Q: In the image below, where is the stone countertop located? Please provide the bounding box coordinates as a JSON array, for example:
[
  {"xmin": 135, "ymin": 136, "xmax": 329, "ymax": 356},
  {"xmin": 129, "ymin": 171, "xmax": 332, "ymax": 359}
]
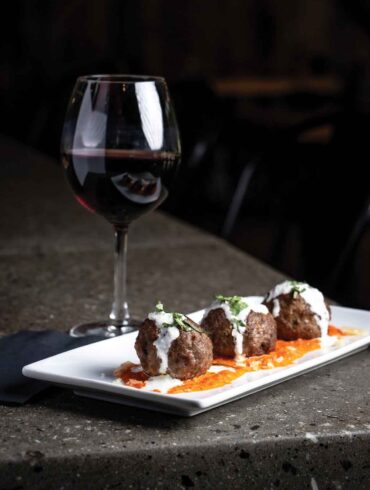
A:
[{"xmin": 0, "ymin": 136, "xmax": 369, "ymax": 489}]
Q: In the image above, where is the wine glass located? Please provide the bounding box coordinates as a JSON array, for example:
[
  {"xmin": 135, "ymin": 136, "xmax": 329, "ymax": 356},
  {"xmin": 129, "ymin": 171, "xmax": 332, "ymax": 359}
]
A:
[{"xmin": 61, "ymin": 75, "xmax": 181, "ymax": 337}]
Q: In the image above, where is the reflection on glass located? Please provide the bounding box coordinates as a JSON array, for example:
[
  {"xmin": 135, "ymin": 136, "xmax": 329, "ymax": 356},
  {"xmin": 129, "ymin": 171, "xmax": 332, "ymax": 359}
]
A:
[
  {"xmin": 135, "ymin": 82, "xmax": 164, "ymax": 150},
  {"xmin": 111, "ymin": 172, "xmax": 163, "ymax": 204}
]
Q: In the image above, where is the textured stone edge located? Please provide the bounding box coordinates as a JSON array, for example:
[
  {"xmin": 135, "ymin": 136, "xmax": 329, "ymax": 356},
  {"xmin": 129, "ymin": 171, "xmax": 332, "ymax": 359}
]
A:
[{"xmin": 2, "ymin": 433, "xmax": 369, "ymax": 489}]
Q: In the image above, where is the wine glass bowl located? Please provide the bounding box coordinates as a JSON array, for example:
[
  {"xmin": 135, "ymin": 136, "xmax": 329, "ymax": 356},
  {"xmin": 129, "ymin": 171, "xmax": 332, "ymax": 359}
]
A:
[{"xmin": 61, "ymin": 75, "xmax": 181, "ymax": 337}]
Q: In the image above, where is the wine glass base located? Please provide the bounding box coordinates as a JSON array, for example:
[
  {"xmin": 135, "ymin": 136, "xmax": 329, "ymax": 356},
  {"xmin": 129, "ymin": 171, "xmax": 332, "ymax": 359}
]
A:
[{"xmin": 69, "ymin": 320, "xmax": 140, "ymax": 338}]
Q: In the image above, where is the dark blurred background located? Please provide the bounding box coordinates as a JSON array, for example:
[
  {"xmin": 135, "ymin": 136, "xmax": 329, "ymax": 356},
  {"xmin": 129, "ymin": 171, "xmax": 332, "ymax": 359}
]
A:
[{"xmin": 1, "ymin": 0, "xmax": 370, "ymax": 307}]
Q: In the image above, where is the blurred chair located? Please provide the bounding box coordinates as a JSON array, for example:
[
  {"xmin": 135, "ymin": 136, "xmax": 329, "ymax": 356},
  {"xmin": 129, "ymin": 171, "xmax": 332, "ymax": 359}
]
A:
[
  {"xmin": 222, "ymin": 112, "xmax": 338, "ymax": 241},
  {"xmin": 221, "ymin": 106, "xmax": 370, "ymax": 304},
  {"xmin": 326, "ymin": 194, "xmax": 370, "ymax": 294},
  {"xmin": 164, "ymin": 79, "xmax": 230, "ymax": 221}
]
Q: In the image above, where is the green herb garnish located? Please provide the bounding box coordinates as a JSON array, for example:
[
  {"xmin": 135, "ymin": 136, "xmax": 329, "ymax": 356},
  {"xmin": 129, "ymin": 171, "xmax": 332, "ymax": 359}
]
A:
[
  {"xmin": 215, "ymin": 295, "xmax": 248, "ymax": 316},
  {"xmin": 155, "ymin": 301, "xmax": 164, "ymax": 312},
  {"xmin": 156, "ymin": 302, "xmax": 203, "ymax": 333},
  {"xmin": 289, "ymin": 281, "xmax": 307, "ymax": 298},
  {"xmin": 215, "ymin": 295, "xmax": 248, "ymax": 332},
  {"xmin": 172, "ymin": 312, "xmax": 203, "ymax": 333}
]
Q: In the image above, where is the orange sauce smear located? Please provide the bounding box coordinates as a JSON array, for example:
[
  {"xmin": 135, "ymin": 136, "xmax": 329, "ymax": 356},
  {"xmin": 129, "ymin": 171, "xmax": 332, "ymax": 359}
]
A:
[
  {"xmin": 115, "ymin": 325, "xmax": 352, "ymax": 394},
  {"xmin": 328, "ymin": 325, "xmax": 350, "ymax": 337}
]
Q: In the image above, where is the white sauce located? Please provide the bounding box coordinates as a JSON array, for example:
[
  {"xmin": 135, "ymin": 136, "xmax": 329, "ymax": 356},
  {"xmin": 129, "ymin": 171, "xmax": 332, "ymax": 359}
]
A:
[
  {"xmin": 272, "ymin": 298, "xmax": 280, "ymax": 317},
  {"xmin": 153, "ymin": 326, "xmax": 180, "ymax": 374},
  {"xmin": 231, "ymin": 323, "xmax": 246, "ymax": 357},
  {"xmin": 265, "ymin": 280, "xmax": 299, "ymax": 300},
  {"xmin": 148, "ymin": 310, "xmax": 174, "ymax": 328},
  {"xmin": 131, "ymin": 366, "xmax": 143, "ymax": 373},
  {"xmin": 148, "ymin": 310, "xmax": 181, "ymax": 374},
  {"xmin": 113, "ymin": 374, "xmax": 183, "ymax": 393},
  {"xmin": 203, "ymin": 297, "xmax": 269, "ymax": 357},
  {"xmin": 320, "ymin": 334, "xmax": 337, "ymax": 349},
  {"xmin": 208, "ymin": 365, "xmax": 236, "ymax": 373},
  {"xmin": 142, "ymin": 365, "xmax": 236, "ymax": 393},
  {"xmin": 266, "ymin": 280, "xmax": 330, "ymax": 337},
  {"xmin": 142, "ymin": 374, "xmax": 183, "ymax": 392}
]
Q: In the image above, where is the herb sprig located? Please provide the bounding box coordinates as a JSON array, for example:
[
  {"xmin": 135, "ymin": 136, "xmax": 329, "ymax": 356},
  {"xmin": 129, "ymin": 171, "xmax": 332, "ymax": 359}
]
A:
[
  {"xmin": 289, "ymin": 281, "xmax": 307, "ymax": 299},
  {"xmin": 155, "ymin": 301, "xmax": 164, "ymax": 312},
  {"xmin": 215, "ymin": 295, "xmax": 248, "ymax": 316},
  {"xmin": 215, "ymin": 295, "xmax": 248, "ymax": 333},
  {"xmin": 155, "ymin": 302, "xmax": 203, "ymax": 333}
]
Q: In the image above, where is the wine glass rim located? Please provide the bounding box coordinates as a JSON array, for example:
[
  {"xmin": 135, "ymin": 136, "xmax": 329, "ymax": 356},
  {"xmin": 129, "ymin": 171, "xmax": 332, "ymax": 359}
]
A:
[{"xmin": 77, "ymin": 74, "xmax": 166, "ymax": 84}]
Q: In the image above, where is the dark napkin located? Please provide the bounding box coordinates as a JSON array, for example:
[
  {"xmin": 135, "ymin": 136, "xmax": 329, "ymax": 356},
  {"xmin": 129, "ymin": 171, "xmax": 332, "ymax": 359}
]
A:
[{"xmin": 0, "ymin": 330, "xmax": 105, "ymax": 404}]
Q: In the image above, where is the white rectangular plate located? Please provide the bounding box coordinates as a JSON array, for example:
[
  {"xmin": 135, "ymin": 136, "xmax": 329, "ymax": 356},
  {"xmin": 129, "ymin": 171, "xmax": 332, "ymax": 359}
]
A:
[{"xmin": 23, "ymin": 302, "xmax": 370, "ymax": 416}]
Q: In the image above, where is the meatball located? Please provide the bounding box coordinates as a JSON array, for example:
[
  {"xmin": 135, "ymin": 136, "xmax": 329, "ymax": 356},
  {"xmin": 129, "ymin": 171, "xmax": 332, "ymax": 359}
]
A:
[
  {"xmin": 135, "ymin": 318, "xmax": 213, "ymax": 380},
  {"xmin": 245, "ymin": 311, "xmax": 277, "ymax": 356},
  {"xmin": 263, "ymin": 281, "xmax": 331, "ymax": 340},
  {"xmin": 201, "ymin": 308, "xmax": 276, "ymax": 358}
]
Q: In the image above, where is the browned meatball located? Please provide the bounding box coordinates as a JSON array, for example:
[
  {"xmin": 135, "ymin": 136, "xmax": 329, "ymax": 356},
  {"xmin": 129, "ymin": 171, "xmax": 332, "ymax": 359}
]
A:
[
  {"xmin": 201, "ymin": 308, "xmax": 276, "ymax": 358},
  {"xmin": 264, "ymin": 294, "xmax": 331, "ymax": 340},
  {"xmin": 201, "ymin": 309, "xmax": 235, "ymax": 357},
  {"xmin": 245, "ymin": 311, "xmax": 277, "ymax": 356},
  {"xmin": 167, "ymin": 329, "xmax": 213, "ymax": 380},
  {"xmin": 134, "ymin": 319, "xmax": 213, "ymax": 380},
  {"xmin": 134, "ymin": 319, "xmax": 161, "ymax": 376}
]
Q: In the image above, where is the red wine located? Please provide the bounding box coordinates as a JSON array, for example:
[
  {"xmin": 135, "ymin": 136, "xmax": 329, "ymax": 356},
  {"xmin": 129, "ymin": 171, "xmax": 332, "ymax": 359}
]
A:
[{"xmin": 62, "ymin": 149, "xmax": 180, "ymax": 226}]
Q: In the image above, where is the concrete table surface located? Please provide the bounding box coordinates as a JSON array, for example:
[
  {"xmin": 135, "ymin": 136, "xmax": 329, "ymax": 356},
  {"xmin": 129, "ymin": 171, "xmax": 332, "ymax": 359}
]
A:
[{"xmin": 0, "ymin": 136, "xmax": 369, "ymax": 489}]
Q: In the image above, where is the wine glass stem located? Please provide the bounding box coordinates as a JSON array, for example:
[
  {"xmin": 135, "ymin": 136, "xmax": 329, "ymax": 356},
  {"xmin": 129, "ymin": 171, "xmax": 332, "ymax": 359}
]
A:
[{"xmin": 109, "ymin": 225, "xmax": 130, "ymax": 326}]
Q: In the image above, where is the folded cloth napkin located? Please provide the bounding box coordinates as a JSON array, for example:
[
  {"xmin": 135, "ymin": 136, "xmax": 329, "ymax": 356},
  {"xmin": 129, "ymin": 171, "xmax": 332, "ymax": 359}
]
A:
[{"xmin": 0, "ymin": 330, "xmax": 105, "ymax": 404}]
